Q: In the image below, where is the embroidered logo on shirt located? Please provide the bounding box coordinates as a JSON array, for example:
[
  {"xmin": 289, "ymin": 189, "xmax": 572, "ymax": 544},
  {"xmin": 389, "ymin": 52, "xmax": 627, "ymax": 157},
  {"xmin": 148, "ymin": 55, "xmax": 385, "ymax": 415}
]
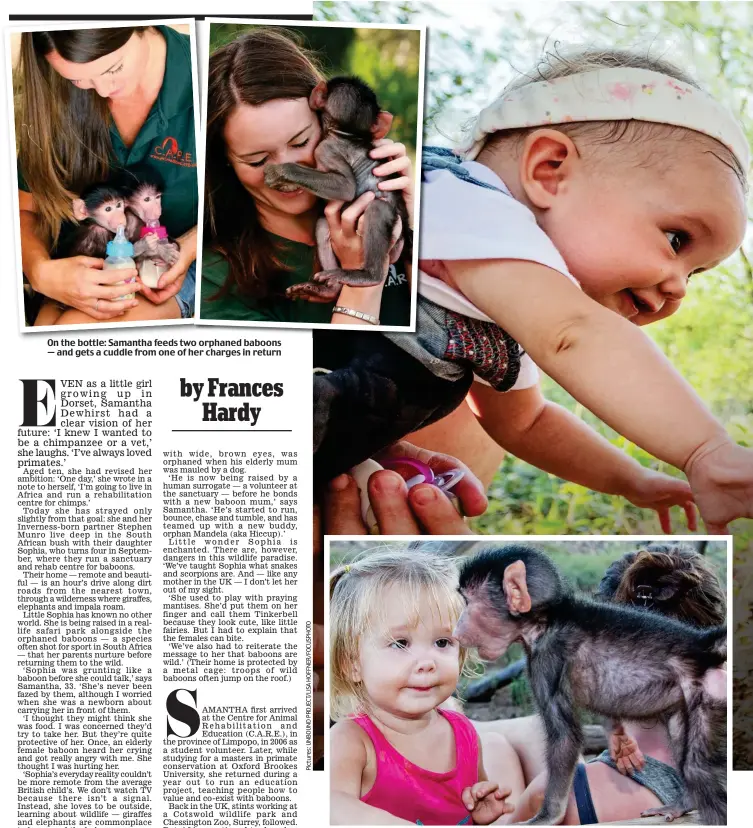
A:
[
  {"xmin": 151, "ymin": 136, "xmax": 196, "ymax": 167},
  {"xmin": 386, "ymin": 264, "xmax": 407, "ymax": 287}
]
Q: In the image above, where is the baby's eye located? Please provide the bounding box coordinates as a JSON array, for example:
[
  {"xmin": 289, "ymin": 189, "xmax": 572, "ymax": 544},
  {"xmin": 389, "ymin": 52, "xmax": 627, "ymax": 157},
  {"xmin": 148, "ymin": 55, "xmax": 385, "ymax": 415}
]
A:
[
  {"xmin": 665, "ymin": 230, "xmax": 690, "ymax": 254},
  {"xmin": 389, "ymin": 638, "xmax": 409, "ymax": 650},
  {"xmin": 435, "ymin": 638, "xmax": 453, "ymax": 649}
]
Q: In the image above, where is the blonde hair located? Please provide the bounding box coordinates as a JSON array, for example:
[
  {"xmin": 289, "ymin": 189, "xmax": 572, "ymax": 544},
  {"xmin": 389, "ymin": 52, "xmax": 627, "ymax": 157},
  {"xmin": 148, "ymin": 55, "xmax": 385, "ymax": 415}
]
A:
[{"xmin": 330, "ymin": 547, "xmax": 468, "ymax": 721}]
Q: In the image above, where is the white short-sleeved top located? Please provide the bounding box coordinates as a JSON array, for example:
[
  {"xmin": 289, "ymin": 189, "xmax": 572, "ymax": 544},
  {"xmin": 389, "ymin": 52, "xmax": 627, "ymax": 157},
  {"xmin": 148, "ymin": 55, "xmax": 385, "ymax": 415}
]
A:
[{"xmin": 418, "ymin": 160, "xmax": 580, "ymax": 390}]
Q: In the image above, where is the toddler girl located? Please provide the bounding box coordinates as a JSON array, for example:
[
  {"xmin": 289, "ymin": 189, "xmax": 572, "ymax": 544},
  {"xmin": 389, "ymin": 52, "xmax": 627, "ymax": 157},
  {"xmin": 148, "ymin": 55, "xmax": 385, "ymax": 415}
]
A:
[
  {"xmin": 314, "ymin": 49, "xmax": 753, "ymax": 533},
  {"xmin": 330, "ymin": 548, "xmax": 514, "ymax": 825}
]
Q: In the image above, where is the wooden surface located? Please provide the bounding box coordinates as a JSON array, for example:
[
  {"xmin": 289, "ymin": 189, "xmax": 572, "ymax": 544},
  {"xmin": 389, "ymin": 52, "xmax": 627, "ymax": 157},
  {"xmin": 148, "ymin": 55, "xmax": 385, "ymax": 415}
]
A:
[
  {"xmin": 601, "ymin": 813, "xmax": 699, "ymax": 825},
  {"xmin": 582, "ymin": 723, "xmax": 608, "ymax": 754}
]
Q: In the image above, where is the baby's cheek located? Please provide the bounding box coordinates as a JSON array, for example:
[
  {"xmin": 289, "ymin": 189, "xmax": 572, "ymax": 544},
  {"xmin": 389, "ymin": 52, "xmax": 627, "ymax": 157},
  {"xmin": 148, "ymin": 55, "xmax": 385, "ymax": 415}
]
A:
[{"xmin": 443, "ymin": 652, "xmax": 461, "ymax": 679}]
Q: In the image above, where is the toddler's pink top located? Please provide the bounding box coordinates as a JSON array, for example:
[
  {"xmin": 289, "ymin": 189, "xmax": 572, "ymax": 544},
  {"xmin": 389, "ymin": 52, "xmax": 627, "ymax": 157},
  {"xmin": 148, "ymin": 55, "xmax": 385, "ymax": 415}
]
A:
[{"xmin": 352, "ymin": 708, "xmax": 478, "ymax": 825}]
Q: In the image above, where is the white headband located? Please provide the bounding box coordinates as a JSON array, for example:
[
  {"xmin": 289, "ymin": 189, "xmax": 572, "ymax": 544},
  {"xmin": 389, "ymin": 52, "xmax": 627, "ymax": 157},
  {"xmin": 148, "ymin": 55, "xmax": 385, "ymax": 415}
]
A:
[{"xmin": 461, "ymin": 67, "xmax": 750, "ymax": 172}]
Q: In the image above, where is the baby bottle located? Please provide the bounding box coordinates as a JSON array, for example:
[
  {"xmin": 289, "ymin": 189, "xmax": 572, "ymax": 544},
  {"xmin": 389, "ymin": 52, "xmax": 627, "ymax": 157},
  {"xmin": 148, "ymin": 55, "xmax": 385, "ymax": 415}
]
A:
[
  {"xmin": 104, "ymin": 225, "xmax": 136, "ymax": 300},
  {"xmin": 138, "ymin": 220, "xmax": 169, "ymax": 288}
]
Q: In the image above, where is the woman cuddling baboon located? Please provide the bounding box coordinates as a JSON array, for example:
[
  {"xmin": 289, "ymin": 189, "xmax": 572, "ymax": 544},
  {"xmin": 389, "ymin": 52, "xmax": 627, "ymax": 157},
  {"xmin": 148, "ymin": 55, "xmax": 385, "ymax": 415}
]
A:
[{"xmin": 200, "ymin": 27, "xmax": 413, "ymax": 326}]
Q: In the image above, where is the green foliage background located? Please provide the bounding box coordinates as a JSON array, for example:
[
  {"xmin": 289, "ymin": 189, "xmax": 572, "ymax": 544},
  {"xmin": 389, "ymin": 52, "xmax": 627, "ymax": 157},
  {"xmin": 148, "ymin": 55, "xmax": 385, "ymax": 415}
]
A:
[
  {"xmin": 317, "ymin": 1, "xmax": 753, "ymax": 763},
  {"xmin": 209, "ymin": 23, "xmax": 420, "ymax": 157}
]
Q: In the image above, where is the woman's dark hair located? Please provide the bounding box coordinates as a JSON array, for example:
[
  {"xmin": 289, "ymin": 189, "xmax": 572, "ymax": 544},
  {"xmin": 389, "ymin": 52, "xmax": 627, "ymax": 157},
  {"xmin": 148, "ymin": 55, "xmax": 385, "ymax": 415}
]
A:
[
  {"xmin": 17, "ymin": 27, "xmax": 146, "ymax": 243},
  {"xmin": 597, "ymin": 543, "xmax": 725, "ymax": 627},
  {"xmin": 204, "ymin": 28, "xmax": 324, "ymax": 302}
]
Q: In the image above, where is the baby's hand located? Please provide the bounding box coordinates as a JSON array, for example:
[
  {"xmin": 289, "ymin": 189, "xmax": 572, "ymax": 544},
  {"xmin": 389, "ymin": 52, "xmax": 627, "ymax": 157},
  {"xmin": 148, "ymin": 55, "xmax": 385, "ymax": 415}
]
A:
[
  {"xmin": 461, "ymin": 781, "xmax": 513, "ymax": 825},
  {"xmin": 685, "ymin": 439, "xmax": 753, "ymax": 533},
  {"xmin": 622, "ymin": 468, "xmax": 697, "ymax": 533}
]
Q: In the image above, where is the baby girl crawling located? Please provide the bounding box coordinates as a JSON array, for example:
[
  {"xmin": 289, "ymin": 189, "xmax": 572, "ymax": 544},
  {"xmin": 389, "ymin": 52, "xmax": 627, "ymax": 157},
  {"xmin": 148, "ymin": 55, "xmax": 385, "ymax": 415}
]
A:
[{"xmin": 314, "ymin": 49, "xmax": 753, "ymax": 533}]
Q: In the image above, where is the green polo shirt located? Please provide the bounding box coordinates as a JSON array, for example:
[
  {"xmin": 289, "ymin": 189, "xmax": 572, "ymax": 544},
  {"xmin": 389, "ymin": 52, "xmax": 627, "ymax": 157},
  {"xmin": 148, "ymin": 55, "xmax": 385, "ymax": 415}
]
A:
[
  {"xmin": 19, "ymin": 25, "xmax": 197, "ymax": 246},
  {"xmin": 200, "ymin": 237, "xmax": 412, "ymax": 326}
]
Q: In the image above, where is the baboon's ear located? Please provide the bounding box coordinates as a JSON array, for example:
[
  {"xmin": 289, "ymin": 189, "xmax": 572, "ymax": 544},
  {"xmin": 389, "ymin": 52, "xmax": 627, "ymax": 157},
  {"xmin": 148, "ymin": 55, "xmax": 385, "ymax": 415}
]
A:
[
  {"xmin": 656, "ymin": 585, "xmax": 679, "ymax": 602},
  {"xmin": 72, "ymin": 199, "xmax": 89, "ymax": 221},
  {"xmin": 371, "ymin": 111, "xmax": 393, "ymax": 140},
  {"xmin": 503, "ymin": 560, "xmax": 532, "ymax": 616},
  {"xmin": 310, "ymin": 81, "xmax": 328, "ymax": 111}
]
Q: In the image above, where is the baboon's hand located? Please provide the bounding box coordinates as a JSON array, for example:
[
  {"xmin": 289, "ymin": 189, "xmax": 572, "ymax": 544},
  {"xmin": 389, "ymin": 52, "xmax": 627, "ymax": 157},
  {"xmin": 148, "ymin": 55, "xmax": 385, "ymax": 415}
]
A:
[
  {"xmin": 286, "ymin": 281, "xmax": 340, "ymax": 303},
  {"xmin": 160, "ymin": 241, "xmax": 181, "ymax": 267}
]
